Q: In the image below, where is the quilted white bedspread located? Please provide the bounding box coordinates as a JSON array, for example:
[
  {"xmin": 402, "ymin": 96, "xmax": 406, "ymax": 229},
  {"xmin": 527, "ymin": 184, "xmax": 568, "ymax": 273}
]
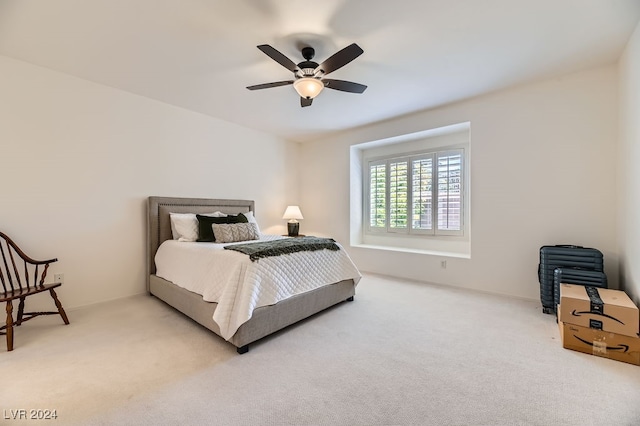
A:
[{"xmin": 154, "ymin": 235, "xmax": 361, "ymax": 340}]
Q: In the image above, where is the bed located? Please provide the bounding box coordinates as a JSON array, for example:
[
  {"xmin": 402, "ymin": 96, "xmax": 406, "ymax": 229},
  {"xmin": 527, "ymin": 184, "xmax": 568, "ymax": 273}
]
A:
[{"xmin": 147, "ymin": 196, "xmax": 360, "ymax": 354}]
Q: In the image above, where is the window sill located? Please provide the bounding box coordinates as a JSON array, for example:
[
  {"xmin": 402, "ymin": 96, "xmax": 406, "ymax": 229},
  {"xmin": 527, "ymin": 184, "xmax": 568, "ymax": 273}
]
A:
[{"xmin": 351, "ymin": 243, "xmax": 470, "ymax": 259}]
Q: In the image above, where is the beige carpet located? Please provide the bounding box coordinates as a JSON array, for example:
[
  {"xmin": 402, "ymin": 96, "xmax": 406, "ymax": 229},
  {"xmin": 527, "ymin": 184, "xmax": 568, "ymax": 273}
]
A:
[{"xmin": 2, "ymin": 273, "xmax": 640, "ymax": 425}]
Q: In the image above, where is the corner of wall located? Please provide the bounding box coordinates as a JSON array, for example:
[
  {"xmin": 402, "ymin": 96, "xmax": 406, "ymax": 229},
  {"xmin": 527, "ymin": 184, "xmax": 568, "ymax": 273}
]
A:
[{"xmin": 617, "ymin": 18, "xmax": 640, "ymax": 303}]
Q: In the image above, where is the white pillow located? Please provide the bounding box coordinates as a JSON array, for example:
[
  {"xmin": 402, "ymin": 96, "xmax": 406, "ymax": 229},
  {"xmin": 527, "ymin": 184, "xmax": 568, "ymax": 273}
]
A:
[
  {"xmin": 169, "ymin": 212, "xmax": 226, "ymax": 241},
  {"xmin": 243, "ymin": 211, "xmax": 261, "ymax": 234},
  {"xmin": 212, "ymin": 222, "xmax": 260, "ymax": 243}
]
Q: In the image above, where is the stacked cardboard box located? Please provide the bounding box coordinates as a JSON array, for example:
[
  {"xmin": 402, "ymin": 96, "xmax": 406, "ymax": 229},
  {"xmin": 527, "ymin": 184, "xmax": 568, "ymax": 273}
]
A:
[{"xmin": 558, "ymin": 283, "xmax": 640, "ymax": 366}]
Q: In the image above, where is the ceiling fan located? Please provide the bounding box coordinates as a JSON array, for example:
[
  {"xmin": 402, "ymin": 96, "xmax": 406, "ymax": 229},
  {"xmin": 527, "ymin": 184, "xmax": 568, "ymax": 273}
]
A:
[{"xmin": 247, "ymin": 43, "xmax": 367, "ymax": 107}]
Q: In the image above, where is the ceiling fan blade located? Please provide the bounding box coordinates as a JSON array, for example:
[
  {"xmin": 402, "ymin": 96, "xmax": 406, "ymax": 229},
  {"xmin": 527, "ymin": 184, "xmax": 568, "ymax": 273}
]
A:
[
  {"xmin": 317, "ymin": 43, "xmax": 364, "ymax": 75},
  {"xmin": 257, "ymin": 45, "xmax": 300, "ymax": 73},
  {"xmin": 246, "ymin": 81, "xmax": 294, "ymax": 90},
  {"xmin": 300, "ymin": 97, "xmax": 313, "ymax": 107},
  {"xmin": 323, "ymin": 79, "xmax": 367, "ymax": 94}
]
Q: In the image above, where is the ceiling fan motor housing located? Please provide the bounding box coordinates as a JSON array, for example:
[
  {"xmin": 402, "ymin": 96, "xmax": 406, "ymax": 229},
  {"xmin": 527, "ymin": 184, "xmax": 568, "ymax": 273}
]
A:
[
  {"xmin": 298, "ymin": 46, "xmax": 321, "ymax": 77},
  {"xmin": 297, "ymin": 62, "xmax": 320, "ymax": 76}
]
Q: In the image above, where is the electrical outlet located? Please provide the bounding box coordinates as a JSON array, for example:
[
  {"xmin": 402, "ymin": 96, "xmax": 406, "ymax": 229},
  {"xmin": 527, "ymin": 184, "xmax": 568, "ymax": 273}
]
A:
[
  {"xmin": 440, "ymin": 260, "xmax": 447, "ymax": 269},
  {"xmin": 54, "ymin": 273, "xmax": 64, "ymax": 284}
]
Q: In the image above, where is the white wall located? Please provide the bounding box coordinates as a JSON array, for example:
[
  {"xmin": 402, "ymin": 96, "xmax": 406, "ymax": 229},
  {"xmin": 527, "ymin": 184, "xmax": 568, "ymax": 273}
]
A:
[
  {"xmin": 301, "ymin": 65, "xmax": 619, "ymax": 301},
  {"xmin": 0, "ymin": 55, "xmax": 298, "ymax": 309},
  {"xmin": 1, "ymin": 48, "xmax": 626, "ymax": 310},
  {"xmin": 619, "ymin": 20, "xmax": 640, "ymax": 304}
]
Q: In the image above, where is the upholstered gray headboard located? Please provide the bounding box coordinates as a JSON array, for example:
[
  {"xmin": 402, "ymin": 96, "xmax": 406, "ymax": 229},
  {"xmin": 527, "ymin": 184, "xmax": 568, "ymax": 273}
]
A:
[{"xmin": 146, "ymin": 196, "xmax": 254, "ymax": 289}]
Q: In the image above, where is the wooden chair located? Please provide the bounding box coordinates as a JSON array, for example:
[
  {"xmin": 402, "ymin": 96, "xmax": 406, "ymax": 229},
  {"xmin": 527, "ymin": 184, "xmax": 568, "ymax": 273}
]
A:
[{"xmin": 0, "ymin": 231, "xmax": 69, "ymax": 351}]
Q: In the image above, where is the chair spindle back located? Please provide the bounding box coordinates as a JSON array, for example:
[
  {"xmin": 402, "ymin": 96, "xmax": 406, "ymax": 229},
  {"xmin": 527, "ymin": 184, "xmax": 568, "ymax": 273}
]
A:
[{"xmin": 0, "ymin": 232, "xmax": 56, "ymax": 294}]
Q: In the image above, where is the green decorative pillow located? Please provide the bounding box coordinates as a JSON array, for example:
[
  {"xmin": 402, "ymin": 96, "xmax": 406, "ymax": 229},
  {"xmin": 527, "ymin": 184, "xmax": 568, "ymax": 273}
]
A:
[
  {"xmin": 234, "ymin": 213, "xmax": 249, "ymax": 223},
  {"xmin": 196, "ymin": 213, "xmax": 248, "ymax": 242}
]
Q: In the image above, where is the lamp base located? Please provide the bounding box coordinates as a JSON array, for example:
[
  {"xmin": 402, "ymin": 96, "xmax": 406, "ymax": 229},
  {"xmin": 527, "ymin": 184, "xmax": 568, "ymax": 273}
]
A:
[{"xmin": 287, "ymin": 222, "xmax": 299, "ymax": 237}]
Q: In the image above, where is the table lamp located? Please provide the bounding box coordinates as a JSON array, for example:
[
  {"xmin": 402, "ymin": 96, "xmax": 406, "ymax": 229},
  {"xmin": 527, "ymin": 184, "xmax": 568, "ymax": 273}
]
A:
[{"xmin": 283, "ymin": 205, "xmax": 303, "ymax": 236}]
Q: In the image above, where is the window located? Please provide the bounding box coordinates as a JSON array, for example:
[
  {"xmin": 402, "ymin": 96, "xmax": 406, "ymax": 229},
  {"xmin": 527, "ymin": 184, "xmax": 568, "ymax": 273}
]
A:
[
  {"xmin": 366, "ymin": 148, "xmax": 464, "ymax": 236},
  {"xmin": 350, "ymin": 122, "xmax": 470, "ymax": 256}
]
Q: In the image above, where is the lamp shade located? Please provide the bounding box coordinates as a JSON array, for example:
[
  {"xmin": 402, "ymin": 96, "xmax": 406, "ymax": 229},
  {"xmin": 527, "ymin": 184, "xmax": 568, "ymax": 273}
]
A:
[
  {"xmin": 293, "ymin": 77, "xmax": 324, "ymax": 99},
  {"xmin": 282, "ymin": 205, "xmax": 304, "ymax": 221}
]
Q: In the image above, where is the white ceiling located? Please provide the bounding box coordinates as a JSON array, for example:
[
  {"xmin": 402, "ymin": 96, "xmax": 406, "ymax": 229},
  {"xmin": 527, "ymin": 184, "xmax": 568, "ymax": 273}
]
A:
[{"xmin": 1, "ymin": 0, "xmax": 639, "ymax": 143}]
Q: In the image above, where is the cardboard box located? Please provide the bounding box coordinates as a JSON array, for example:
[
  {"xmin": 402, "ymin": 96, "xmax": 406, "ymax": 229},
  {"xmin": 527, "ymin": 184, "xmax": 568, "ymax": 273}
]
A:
[
  {"xmin": 558, "ymin": 284, "xmax": 639, "ymax": 337},
  {"xmin": 559, "ymin": 321, "xmax": 640, "ymax": 366}
]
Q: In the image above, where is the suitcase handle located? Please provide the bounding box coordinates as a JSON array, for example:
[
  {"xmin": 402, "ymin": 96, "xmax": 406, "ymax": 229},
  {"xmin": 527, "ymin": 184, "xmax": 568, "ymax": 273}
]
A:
[{"xmin": 538, "ymin": 264, "xmax": 541, "ymax": 281}]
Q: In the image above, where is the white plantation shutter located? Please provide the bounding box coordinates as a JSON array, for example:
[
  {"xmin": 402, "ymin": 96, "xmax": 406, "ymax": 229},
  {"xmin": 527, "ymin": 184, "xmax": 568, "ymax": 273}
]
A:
[
  {"xmin": 366, "ymin": 148, "xmax": 464, "ymax": 236},
  {"xmin": 436, "ymin": 150, "xmax": 463, "ymax": 235},
  {"xmin": 369, "ymin": 162, "xmax": 386, "ymax": 228},
  {"xmin": 389, "ymin": 160, "xmax": 408, "ymax": 230},
  {"xmin": 411, "ymin": 156, "xmax": 433, "ymax": 231}
]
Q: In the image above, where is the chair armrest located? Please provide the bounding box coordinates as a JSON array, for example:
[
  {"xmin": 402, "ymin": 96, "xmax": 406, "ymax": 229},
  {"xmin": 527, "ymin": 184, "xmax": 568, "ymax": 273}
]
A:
[{"xmin": 0, "ymin": 232, "xmax": 57, "ymax": 265}]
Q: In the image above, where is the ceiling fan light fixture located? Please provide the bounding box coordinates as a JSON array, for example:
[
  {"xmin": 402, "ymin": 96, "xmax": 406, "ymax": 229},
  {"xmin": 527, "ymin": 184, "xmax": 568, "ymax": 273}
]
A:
[{"xmin": 293, "ymin": 77, "xmax": 324, "ymax": 99}]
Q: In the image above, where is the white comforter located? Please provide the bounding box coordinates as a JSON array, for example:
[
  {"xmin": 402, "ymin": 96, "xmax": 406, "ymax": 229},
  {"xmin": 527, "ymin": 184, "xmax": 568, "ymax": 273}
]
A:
[{"xmin": 154, "ymin": 235, "xmax": 362, "ymax": 340}]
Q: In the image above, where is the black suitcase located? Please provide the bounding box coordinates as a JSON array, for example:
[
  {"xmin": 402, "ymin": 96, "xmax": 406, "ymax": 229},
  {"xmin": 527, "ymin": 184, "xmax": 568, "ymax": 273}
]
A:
[
  {"xmin": 538, "ymin": 245, "xmax": 604, "ymax": 314},
  {"xmin": 553, "ymin": 267, "xmax": 608, "ymax": 313}
]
